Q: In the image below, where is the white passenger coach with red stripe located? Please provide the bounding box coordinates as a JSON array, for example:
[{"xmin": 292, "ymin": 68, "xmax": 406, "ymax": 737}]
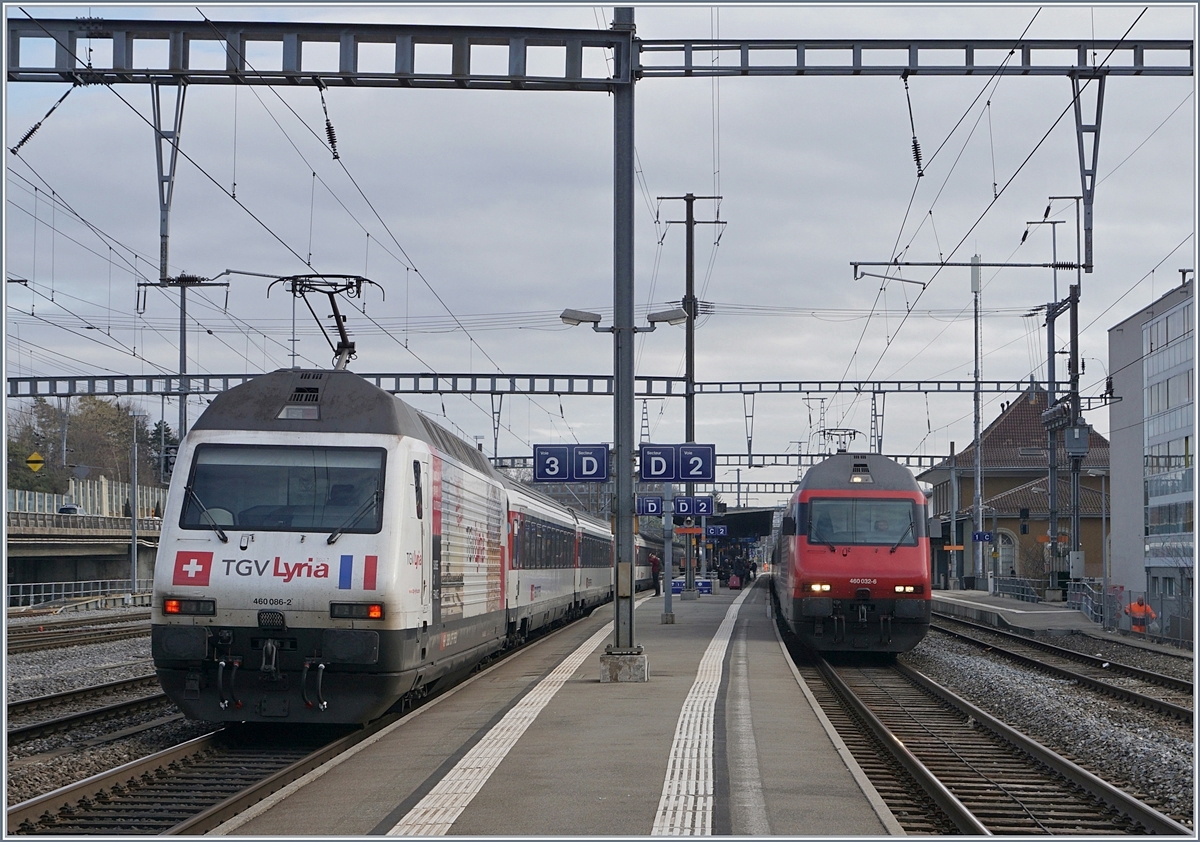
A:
[{"xmin": 151, "ymin": 369, "xmax": 648, "ymax": 724}]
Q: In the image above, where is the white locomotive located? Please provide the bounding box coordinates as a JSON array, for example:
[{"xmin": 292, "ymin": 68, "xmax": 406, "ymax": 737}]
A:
[{"xmin": 151, "ymin": 369, "xmax": 648, "ymax": 724}]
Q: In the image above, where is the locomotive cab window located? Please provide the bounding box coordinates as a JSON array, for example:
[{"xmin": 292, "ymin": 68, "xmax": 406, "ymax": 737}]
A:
[
  {"xmin": 808, "ymin": 498, "xmax": 922, "ymax": 547},
  {"xmin": 181, "ymin": 444, "xmax": 386, "ymax": 534}
]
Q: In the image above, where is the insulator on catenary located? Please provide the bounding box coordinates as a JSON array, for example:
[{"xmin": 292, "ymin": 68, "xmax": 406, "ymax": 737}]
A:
[
  {"xmin": 325, "ymin": 120, "xmax": 340, "ymax": 160},
  {"xmin": 911, "ymin": 137, "xmax": 924, "ymax": 177},
  {"xmin": 10, "ymin": 122, "xmax": 41, "ymax": 155}
]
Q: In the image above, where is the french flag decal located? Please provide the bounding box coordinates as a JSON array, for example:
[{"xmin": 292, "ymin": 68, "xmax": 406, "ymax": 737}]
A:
[{"xmin": 337, "ymin": 555, "xmax": 378, "ymax": 590}]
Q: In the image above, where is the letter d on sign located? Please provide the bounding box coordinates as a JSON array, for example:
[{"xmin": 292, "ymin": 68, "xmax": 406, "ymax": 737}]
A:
[
  {"xmin": 651, "ymin": 456, "xmax": 666, "ymax": 475},
  {"xmin": 581, "ymin": 456, "xmax": 598, "ymax": 476}
]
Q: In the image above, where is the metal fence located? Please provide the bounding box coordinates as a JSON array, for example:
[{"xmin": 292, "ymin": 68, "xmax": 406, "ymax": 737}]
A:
[
  {"xmin": 7, "ymin": 578, "xmax": 154, "ymax": 608},
  {"xmin": 8, "ymin": 478, "xmax": 167, "ymax": 518},
  {"xmin": 993, "ymin": 576, "xmax": 1042, "ymax": 603}
]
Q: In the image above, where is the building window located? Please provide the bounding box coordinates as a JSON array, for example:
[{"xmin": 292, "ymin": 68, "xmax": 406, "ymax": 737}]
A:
[
  {"xmin": 1166, "ymin": 576, "xmax": 1176, "ymax": 597},
  {"xmin": 997, "ymin": 529, "xmax": 1017, "ymax": 577},
  {"xmin": 1151, "ymin": 576, "xmax": 1160, "ymax": 594}
]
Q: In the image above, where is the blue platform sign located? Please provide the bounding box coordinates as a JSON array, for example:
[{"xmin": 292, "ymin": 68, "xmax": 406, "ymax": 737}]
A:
[
  {"xmin": 706, "ymin": 525, "xmax": 728, "ymax": 537},
  {"xmin": 678, "ymin": 445, "xmax": 716, "ymax": 482},
  {"xmin": 572, "ymin": 446, "xmax": 609, "ymax": 482},
  {"xmin": 638, "ymin": 445, "xmax": 677, "ymax": 482},
  {"xmin": 533, "ymin": 445, "xmax": 570, "ymax": 481},
  {"xmin": 694, "ymin": 495, "xmax": 714, "ymax": 516},
  {"xmin": 637, "ymin": 496, "xmax": 663, "ymax": 516},
  {"xmin": 972, "ymin": 531, "xmax": 994, "ymax": 543},
  {"xmin": 638, "ymin": 443, "xmax": 716, "ymax": 482},
  {"xmin": 674, "ymin": 496, "xmax": 694, "ymax": 516},
  {"xmin": 534, "ymin": 444, "xmax": 610, "ymax": 482}
]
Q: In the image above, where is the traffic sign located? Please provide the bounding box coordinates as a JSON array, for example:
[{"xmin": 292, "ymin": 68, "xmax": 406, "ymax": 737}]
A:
[
  {"xmin": 533, "ymin": 444, "xmax": 610, "ymax": 482},
  {"xmin": 637, "ymin": 496, "xmax": 663, "ymax": 516},
  {"xmin": 638, "ymin": 443, "xmax": 715, "ymax": 482},
  {"xmin": 972, "ymin": 531, "xmax": 994, "ymax": 543},
  {"xmin": 706, "ymin": 525, "xmax": 728, "ymax": 537},
  {"xmin": 26, "ymin": 452, "xmax": 44, "ymax": 473}
]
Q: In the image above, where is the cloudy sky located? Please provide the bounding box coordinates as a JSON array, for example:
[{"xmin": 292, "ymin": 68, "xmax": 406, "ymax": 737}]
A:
[{"xmin": 5, "ymin": 3, "xmax": 1196, "ymax": 504}]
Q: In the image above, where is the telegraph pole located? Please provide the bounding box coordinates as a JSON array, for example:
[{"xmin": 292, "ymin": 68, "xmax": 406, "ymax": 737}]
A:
[{"xmin": 658, "ymin": 193, "xmax": 723, "ymax": 597}]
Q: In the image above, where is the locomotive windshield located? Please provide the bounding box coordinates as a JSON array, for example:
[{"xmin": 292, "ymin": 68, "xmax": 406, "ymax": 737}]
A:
[
  {"xmin": 180, "ymin": 444, "xmax": 386, "ymax": 534},
  {"xmin": 807, "ymin": 498, "xmax": 921, "ymax": 547}
]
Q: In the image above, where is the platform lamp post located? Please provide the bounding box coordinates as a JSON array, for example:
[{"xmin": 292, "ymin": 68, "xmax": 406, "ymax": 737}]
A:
[
  {"xmin": 130, "ymin": 413, "xmax": 149, "ymax": 596},
  {"xmin": 560, "ymin": 305, "xmax": 687, "ymax": 675}
]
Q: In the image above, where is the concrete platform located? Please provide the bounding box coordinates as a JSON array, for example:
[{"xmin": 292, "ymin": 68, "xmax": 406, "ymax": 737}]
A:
[
  {"xmin": 211, "ymin": 579, "xmax": 901, "ymax": 837},
  {"xmin": 933, "ymin": 589, "xmax": 1100, "ymax": 634}
]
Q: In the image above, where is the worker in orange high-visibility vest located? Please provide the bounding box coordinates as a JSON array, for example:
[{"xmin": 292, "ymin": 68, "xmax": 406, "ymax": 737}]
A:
[{"xmin": 1124, "ymin": 596, "xmax": 1157, "ymax": 637}]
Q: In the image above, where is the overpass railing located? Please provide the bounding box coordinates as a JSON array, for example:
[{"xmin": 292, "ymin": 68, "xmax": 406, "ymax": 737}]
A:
[
  {"xmin": 7, "ymin": 511, "xmax": 162, "ymax": 535},
  {"xmin": 7, "ymin": 578, "xmax": 154, "ymax": 608}
]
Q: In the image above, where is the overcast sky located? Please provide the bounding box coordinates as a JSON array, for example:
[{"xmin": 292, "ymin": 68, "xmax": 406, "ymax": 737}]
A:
[{"xmin": 4, "ymin": 3, "xmax": 1196, "ymax": 504}]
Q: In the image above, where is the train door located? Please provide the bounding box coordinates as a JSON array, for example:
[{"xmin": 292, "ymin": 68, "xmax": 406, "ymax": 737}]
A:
[{"xmin": 413, "ymin": 455, "xmax": 434, "ymax": 646}]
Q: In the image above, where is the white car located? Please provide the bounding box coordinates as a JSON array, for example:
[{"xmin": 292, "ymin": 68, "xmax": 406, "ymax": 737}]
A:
[{"xmin": 57, "ymin": 504, "xmax": 89, "ymax": 516}]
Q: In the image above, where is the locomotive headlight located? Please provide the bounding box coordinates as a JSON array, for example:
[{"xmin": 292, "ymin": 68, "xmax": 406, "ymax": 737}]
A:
[
  {"xmin": 808, "ymin": 583, "xmax": 831, "ymax": 592},
  {"xmin": 331, "ymin": 602, "xmax": 385, "ymax": 620},
  {"xmin": 893, "ymin": 585, "xmax": 923, "ymax": 594},
  {"xmin": 163, "ymin": 598, "xmax": 216, "ymax": 615}
]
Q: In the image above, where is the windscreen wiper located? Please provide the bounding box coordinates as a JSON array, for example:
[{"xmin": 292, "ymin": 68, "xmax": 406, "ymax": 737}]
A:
[
  {"xmin": 186, "ymin": 486, "xmax": 229, "ymax": 543},
  {"xmin": 890, "ymin": 521, "xmax": 915, "ymax": 553},
  {"xmin": 327, "ymin": 490, "xmax": 382, "ymax": 545},
  {"xmin": 811, "ymin": 528, "xmax": 836, "ymax": 552}
]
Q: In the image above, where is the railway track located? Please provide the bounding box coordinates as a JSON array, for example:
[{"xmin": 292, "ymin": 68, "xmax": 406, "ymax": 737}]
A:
[
  {"xmin": 8, "ymin": 676, "xmax": 171, "ymax": 745},
  {"xmin": 808, "ymin": 653, "xmax": 1189, "ymax": 834},
  {"xmin": 930, "ymin": 616, "xmax": 1193, "ymax": 723},
  {"xmin": 7, "ymin": 725, "xmax": 369, "ymax": 835},
  {"xmin": 7, "ymin": 622, "xmax": 151, "ymax": 654},
  {"xmin": 8, "ymin": 611, "xmax": 151, "ymax": 632}
]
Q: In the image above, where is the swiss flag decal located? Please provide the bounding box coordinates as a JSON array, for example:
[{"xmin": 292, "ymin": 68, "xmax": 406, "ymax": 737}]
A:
[{"xmin": 173, "ymin": 551, "xmax": 214, "ymax": 586}]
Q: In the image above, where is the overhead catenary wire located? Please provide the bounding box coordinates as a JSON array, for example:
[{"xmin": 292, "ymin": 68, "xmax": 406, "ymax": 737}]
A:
[{"xmin": 837, "ymin": 7, "xmax": 1150, "ymax": 430}]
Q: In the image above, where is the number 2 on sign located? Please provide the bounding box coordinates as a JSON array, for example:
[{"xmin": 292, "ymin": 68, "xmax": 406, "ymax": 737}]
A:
[{"xmin": 687, "ymin": 457, "xmax": 704, "ymax": 475}]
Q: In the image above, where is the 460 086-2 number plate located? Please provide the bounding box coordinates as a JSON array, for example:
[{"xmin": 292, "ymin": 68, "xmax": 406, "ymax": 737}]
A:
[{"xmin": 252, "ymin": 598, "xmax": 293, "ymax": 606}]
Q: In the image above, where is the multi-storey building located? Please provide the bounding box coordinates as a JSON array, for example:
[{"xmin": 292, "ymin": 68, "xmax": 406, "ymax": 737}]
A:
[{"xmin": 1108, "ymin": 279, "xmax": 1193, "ymax": 641}]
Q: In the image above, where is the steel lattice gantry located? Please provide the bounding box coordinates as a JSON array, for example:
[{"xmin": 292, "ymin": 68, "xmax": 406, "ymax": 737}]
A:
[{"xmin": 7, "ymin": 13, "xmax": 1192, "ymax": 660}]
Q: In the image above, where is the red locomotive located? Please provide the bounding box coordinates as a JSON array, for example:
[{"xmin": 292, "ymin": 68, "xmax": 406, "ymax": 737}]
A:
[{"xmin": 774, "ymin": 452, "xmax": 930, "ymax": 653}]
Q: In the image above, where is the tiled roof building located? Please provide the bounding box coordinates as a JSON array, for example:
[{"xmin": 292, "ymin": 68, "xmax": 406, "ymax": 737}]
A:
[{"xmin": 918, "ymin": 383, "xmax": 1109, "ymax": 589}]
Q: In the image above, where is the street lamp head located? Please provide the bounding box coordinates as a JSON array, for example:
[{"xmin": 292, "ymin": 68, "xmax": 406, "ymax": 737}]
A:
[
  {"xmin": 560, "ymin": 308, "xmax": 603, "ymax": 327},
  {"xmin": 647, "ymin": 307, "xmax": 689, "ymax": 326}
]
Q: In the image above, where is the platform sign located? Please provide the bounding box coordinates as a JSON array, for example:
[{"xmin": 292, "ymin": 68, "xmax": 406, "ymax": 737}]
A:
[
  {"xmin": 533, "ymin": 445, "xmax": 570, "ymax": 481},
  {"xmin": 533, "ymin": 444, "xmax": 610, "ymax": 482},
  {"xmin": 678, "ymin": 445, "xmax": 715, "ymax": 482},
  {"xmin": 636, "ymin": 496, "xmax": 663, "ymax": 516},
  {"xmin": 674, "ymin": 496, "xmax": 695, "ymax": 516},
  {"xmin": 638, "ymin": 443, "xmax": 715, "ymax": 482},
  {"xmin": 694, "ymin": 495, "xmax": 714, "ymax": 516},
  {"xmin": 706, "ymin": 525, "xmax": 728, "ymax": 537},
  {"xmin": 572, "ymin": 445, "xmax": 609, "ymax": 482},
  {"xmin": 972, "ymin": 531, "xmax": 994, "ymax": 543},
  {"xmin": 638, "ymin": 445, "xmax": 677, "ymax": 482}
]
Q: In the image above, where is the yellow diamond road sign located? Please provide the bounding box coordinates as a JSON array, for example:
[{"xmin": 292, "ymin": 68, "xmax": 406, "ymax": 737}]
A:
[{"xmin": 26, "ymin": 452, "xmax": 45, "ymax": 472}]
